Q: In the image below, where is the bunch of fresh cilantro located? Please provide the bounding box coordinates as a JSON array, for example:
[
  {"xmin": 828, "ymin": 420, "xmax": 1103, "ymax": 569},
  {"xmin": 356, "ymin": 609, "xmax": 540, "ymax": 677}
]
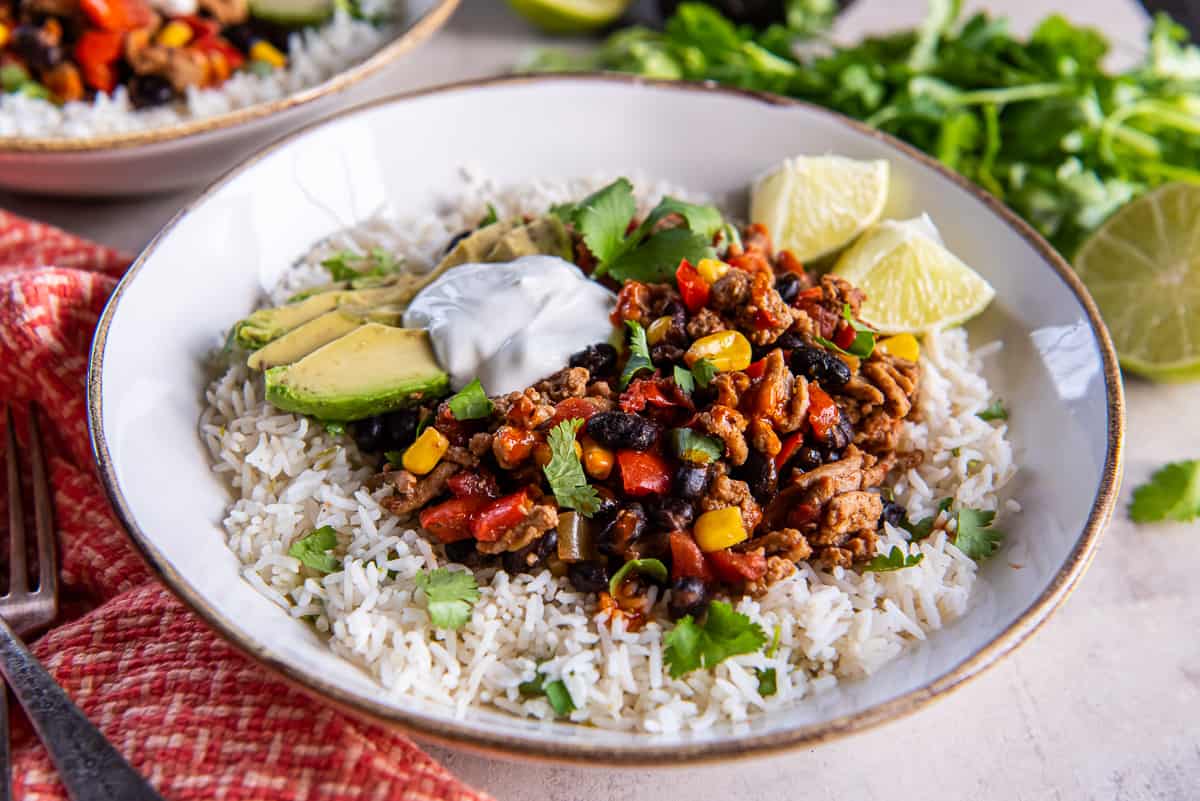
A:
[{"xmin": 523, "ymin": 1, "xmax": 1200, "ymax": 258}]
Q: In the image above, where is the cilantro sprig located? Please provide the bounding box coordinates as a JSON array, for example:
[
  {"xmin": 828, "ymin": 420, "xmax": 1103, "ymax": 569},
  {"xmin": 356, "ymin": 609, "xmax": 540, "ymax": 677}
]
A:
[
  {"xmin": 289, "ymin": 526, "xmax": 341, "ymax": 574},
  {"xmin": 415, "ymin": 568, "xmax": 480, "ymax": 630},
  {"xmin": 978, "ymin": 400, "xmax": 1009, "ymax": 421},
  {"xmin": 863, "ymin": 545, "xmax": 925, "ymax": 572},
  {"xmin": 663, "ymin": 601, "xmax": 766, "ymax": 679},
  {"xmin": 954, "ymin": 508, "xmax": 1005, "ymax": 560},
  {"xmin": 620, "ymin": 320, "xmax": 655, "ymax": 389},
  {"xmin": 1130, "ymin": 460, "xmax": 1200, "ymax": 523},
  {"xmin": 519, "ymin": 672, "xmax": 576, "ymax": 717},
  {"xmin": 447, "ymin": 378, "xmax": 493, "ymax": 421},
  {"xmin": 815, "ymin": 304, "xmax": 876, "ymax": 358},
  {"xmin": 320, "ymin": 248, "xmax": 402, "ymax": 282},
  {"xmin": 543, "ymin": 419, "xmax": 601, "ymax": 516}
]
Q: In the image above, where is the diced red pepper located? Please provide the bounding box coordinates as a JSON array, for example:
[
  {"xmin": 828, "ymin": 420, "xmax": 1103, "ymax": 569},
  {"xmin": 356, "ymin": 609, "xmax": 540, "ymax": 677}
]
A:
[
  {"xmin": 834, "ymin": 322, "xmax": 857, "ymax": 351},
  {"xmin": 774, "ymin": 431, "xmax": 804, "ymax": 470},
  {"xmin": 807, "ymin": 385, "xmax": 839, "ymax": 442},
  {"xmin": 753, "ymin": 307, "xmax": 784, "ymax": 331},
  {"xmin": 181, "ymin": 14, "xmax": 221, "ymax": 38},
  {"xmin": 419, "ymin": 497, "xmax": 487, "ymax": 543},
  {"xmin": 492, "ymin": 425, "xmax": 539, "ymax": 469},
  {"xmin": 675, "ymin": 260, "xmax": 710, "ymax": 314},
  {"xmin": 548, "ymin": 397, "xmax": 601, "ymax": 427},
  {"xmin": 744, "ymin": 357, "xmax": 767, "ymax": 381},
  {"xmin": 706, "ymin": 548, "xmax": 767, "ymax": 583},
  {"xmin": 447, "ymin": 470, "xmax": 500, "ymax": 500},
  {"xmin": 787, "ymin": 503, "xmax": 820, "ymax": 528},
  {"xmin": 669, "ymin": 530, "xmax": 714, "ymax": 583},
  {"xmin": 74, "ymin": 31, "xmax": 123, "ymax": 92},
  {"xmin": 617, "ymin": 450, "xmax": 672, "ymax": 497},
  {"xmin": 796, "ymin": 287, "xmax": 823, "ymax": 302},
  {"xmin": 191, "ymin": 34, "xmax": 246, "ymax": 70},
  {"xmin": 471, "ymin": 488, "xmax": 534, "ymax": 542},
  {"xmin": 619, "ymin": 378, "xmax": 678, "ymax": 414},
  {"xmin": 80, "ymin": 0, "xmax": 154, "ymax": 31},
  {"xmin": 777, "ymin": 250, "xmax": 806, "ymax": 276}
]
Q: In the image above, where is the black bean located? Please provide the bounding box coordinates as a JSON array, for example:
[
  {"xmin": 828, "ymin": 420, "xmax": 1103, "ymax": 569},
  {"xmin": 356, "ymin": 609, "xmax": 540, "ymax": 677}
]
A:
[
  {"xmin": 880, "ymin": 500, "xmax": 907, "ymax": 530},
  {"xmin": 502, "ymin": 530, "xmax": 558, "ymax": 574},
  {"xmin": 659, "ymin": 298, "xmax": 687, "ymax": 320},
  {"xmin": 649, "ymin": 497, "xmax": 695, "ymax": 532},
  {"xmin": 382, "ymin": 409, "xmax": 420, "ymax": 450},
  {"xmin": 585, "ymin": 411, "xmax": 660, "ymax": 451},
  {"xmin": 444, "ymin": 538, "xmax": 487, "ymax": 568},
  {"xmin": 592, "ymin": 486, "xmax": 621, "ymax": 525},
  {"xmin": 822, "ymin": 414, "xmax": 854, "ymax": 451},
  {"xmin": 790, "ymin": 344, "xmax": 852, "ymax": 388},
  {"xmin": 794, "ymin": 446, "xmax": 824, "ymax": 472},
  {"xmin": 569, "ymin": 343, "xmax": 618, "ymax": 378},
  {"xmin": 12, "ymin": 26, "xmax": 61, "ymax": 72},
  {"xmin": 567, "ymin": 561, "xmax": 610, "ymax": 594},
  {"xmin": 127, "ymin": 75, "xmax": 174, "ymax": 109},
  {"xmin": 775, "ymin": 272, "xmax": 802, "ymax": 304},
  {"xmin": 351, "ymin": 416, "xmax": 386, "ymax": 453},
  {"xmin": 674, "ymin": 463, "xmax": 711, "ymax": 499},
  {"xmin": 737, "ymin": 450, "xmax": 778, "ymax": 500},
  {"xmin": 650, "ymin": 343, "xmax": 685, "ymax": 370},
  {"xmin": 222, "ymin": 23, "xmax": 259, "ymax": 52},
  {"xmin": 667, "ymin": 576, "xmax": 709, "ymax": 621},
  {"xmin": 774, "ymin": 331, "xmax": 806, "ymax": 350},
  {"xmin": 597, "ymin": 503, "xmax": 646, "ymax": 558}
]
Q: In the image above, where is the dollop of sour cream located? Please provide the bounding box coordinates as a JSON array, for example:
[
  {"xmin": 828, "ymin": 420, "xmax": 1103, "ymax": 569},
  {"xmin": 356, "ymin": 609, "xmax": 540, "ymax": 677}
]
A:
[
  {"xmin": 149, "ymin": 0, "xmax": 197, "ymax": 15},
  {"xmin": 403, "ymin": 255, "xmax": 616, "ymax": 396}
]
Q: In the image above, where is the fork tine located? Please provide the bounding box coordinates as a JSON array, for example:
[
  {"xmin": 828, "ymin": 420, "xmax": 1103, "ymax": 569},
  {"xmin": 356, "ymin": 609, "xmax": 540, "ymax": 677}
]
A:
[
  {"xmin": 27, "ymin": 405, "xmax": 55, "ymax": 607},
  {"xmin": 4, "ymin": 406, "xmax": 26, "ymax": 598}
]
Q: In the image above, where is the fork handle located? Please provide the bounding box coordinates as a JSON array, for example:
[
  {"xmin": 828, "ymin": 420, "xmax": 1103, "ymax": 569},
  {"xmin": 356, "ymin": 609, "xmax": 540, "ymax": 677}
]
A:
[{"xmin": 0, "ymin": 619, "xmax": 164, "ymax": 801}]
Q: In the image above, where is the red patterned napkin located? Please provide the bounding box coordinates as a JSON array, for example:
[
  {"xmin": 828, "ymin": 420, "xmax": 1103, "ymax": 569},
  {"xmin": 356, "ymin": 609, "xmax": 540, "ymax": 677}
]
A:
[{"xmin": 0, "ymin": 211, "xmax": 489, "ymax": 801}]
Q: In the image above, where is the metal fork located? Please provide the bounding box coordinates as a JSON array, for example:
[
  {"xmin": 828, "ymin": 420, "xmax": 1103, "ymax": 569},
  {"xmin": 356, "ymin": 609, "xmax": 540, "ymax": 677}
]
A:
[{"xmin": 1, "ymin": 404, "xmax": 165, "ymax": 801}]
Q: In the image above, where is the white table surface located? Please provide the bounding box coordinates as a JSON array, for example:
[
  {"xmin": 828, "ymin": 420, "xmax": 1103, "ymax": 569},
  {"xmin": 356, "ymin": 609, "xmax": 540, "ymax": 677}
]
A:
[{"xmin": 13, "ymin": 1, "xmax": 1200, "ymax": 799}]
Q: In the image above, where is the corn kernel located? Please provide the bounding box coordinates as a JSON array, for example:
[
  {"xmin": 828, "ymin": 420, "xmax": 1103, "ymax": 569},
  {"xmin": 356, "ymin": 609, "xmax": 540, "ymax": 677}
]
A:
[
  {"xmin": 535, "ymin": 439, "xmax": 582, "ymax": 467},
  {"xmin": 876, "ymin": 333, "xmax": 921, "ymax": 362},
  {"xmin": 582, "ymin": 437, "xmax": 614, "ymax": 480},
  {"xmin": 685, "ymin": 329, "xmax": 752, "ymax": 372},
  {"xmin": 694, "ymin": 507, "xmax": 748, "ymax": 552},
  {"xmin": 156, "ymin": 20, "xmax": 193, "ymax": 48},
  {"xmin": 250, "ymin": 40, "xmax": 287, "ymax": 68},
  {"xmin": 402, "ymin": 427, "xmax": 449, "ymax": 475},
  {"xmin": 646, "ymin": 315, "xmax": 672, "ymax": 346},
  {"xmin": 696, "ymin": 258, "xmax": 729, "ymax": 285},
  {"xmin": 0, "ymin": 24, "xmax": 10, "ymax": 49}
]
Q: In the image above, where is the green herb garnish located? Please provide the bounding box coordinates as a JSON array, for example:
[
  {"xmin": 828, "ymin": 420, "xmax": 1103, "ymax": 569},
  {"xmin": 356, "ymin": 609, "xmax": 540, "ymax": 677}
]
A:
[
  {"xmin": 480, "ymin": 203, "xmax": 499, "ymax": 227},
  {"xmin": 840, "ymin": 304, "xmax": 876, "ymax": 358},
  {"xmin": 691, "ymin": 358, "xmax": 717, "ymax": 388},
  {"xmin": 289, "ymin": 526, "xmax": 341, "ymax": 574},
  {"xmin": 447, "ymin": 378, "xmax": 493, "ymax": 421},
  {"xmin": 862, "ymin": 545, "xmax": 925, "ymax": 572},
  {"xmin": 384, "ymin": 450, "xmax": 405, "ymax": 467},
  {"xmin": 320, "ymin": 248, "xmax": 401, "ymax": 282},
  {"xmin": 978, "ymin": 400, "xmax": 1009, "ymax": 421},
  {"xmin": 620, "ymin": 320, "xmax": 655, "ymax": 389},
  {"xmin": 519, "ymin": 672, "xmax": 576, "ymax": 716},
  {"xmin": 415, "ymin": 568, "xmax": 480, "ymax": 630},
  {"xmin": 954, "ymin": 508, "xmax": 1005, "ymax": 561},
  {"xmin": 608, "ymin": 558, "xmax": 668, "ymax": 596},
  {"xmin": 756, "ymin": 667, "xmax": 778, "ymax": 697},
  {"xmin": 673, "ymin": 364, "xmax": 696, "ymax": 394},
  {"xmin": 902, "ymin": 497, "xmax": 953, "ymax": 541},
  {"xmin": 669, "ymin": 428, "xmax": 724, "ymax": 464},
  {"xmin": 1130, "ymin": 460, "xmax": 1200, "ymax": 523},
  {"xmin": 663, "ymin": 601, "xmax": 766, "ymax": 679},
  {"xmin": 543, "ymin": 419, "xmax": 601, "ymax": 516}
]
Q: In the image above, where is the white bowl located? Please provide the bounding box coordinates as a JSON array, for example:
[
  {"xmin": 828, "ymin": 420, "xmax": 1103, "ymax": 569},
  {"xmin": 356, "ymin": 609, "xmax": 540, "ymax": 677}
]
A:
[
  {"xmin": 0, "ymin": 0, "xmax": 457, "ymax": 197},
  {"xmin": 88, "ymin": 75, "xmax": 1124, "ymax": 764}
]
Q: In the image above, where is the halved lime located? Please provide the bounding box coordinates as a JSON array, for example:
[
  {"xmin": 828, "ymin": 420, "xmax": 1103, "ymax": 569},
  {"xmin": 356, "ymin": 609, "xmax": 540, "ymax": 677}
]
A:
[
  {"xmin": 750, "ymin": 155, "xmax": 889, "ymax": 263},
  {"xmin": 508, "ymin": 0, "xmax": 629, "ymax": 34},
  {"xmin": 1075, "ymin": 182, "xmax": 1200, "ymax": 382},
  {"xmin": 832, "ymin": 216, "xmax": 996, "ymax": 335}
]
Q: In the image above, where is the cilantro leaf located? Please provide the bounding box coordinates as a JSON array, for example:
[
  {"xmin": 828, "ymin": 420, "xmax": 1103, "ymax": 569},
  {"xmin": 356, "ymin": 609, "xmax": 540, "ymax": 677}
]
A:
[
  {"xmin": 637, "ymin": 196, "xmax": 725, "ymax": 242},
  {"xmin": 384, "ymin": 450, "xmax": 405, "ymax": 467},
  {"xmin": 606, "ymin": 228, "xmax": 714, "ymax": 283},
  {"xmin": 978, "ymin": 400, "xmax": 1008, "ymax": 421},
  {"xmin": 663, "ymin": 601, "xmax": 767, "ymax": 679},
  {"xmin": 608, "ymin": 558, "xmax": 668, "ymax": 596},
  {"xmin": 863, "ymin": 545, "xmax": 925, "ymax": 572},
  {"xmin": 480, "ymin": 203, "xmax": 499, "ymax": 227},
  {"xmin": 620, "ymin": 320, "xmax": 655, "ymax": 389},
  {"xmin": 519, "ymin": 672, "xmax": 575, "ymax": 716},
  {"xmin": 673, "ymin": 364, "xmax": 695, "ymax": 394},
  {"xmin": 323, "ymin": 421, "xmax": 346, "ymax": 436},
  {"xmin": 756, "ymin": 667, "xmax": 778, "ymax": 697},
  {"xmin": 320, "ymin": 248, "xmax": 401, "ymax": 282},
  {"xmin": 954, "ymin": 508, "xmax": 1004, "ymax": 561},
  {"xmin": 669, "ymin": 428, "xmax": 723, "ymax": 464},
  {"xmin": 1130, "ymin": 460, "xmax": 1200, "ymax": 523},
  {"xmin": 543, "ymin": 419, "xmax": 601, "ymax": 516},
  {"xmin": 691, "ymin": 358, "xmax": 717, "ymax": 388},
  {"xmin": 415, "ymin": 568, "xmax": 480, "ymax": 630},
  {"xmin": 289, "ymin": 526, "xmax": 341, "ymax": 574},
  {"xmin": 901, "ymin": 497, "xmax": 952, "ymax": 541},
  {"xmin": 766, "ymin": 623, "xmax": 781, "ymax": 657},
  {"xmin": 572, "ymin": 178, "xmax": 637, "ymax": 274},
  {"xmin": 447, "ymin": 378, "xmax": 493, "ymax": 421},
  {"xmin": 841, "ymin": 304, "xmax": 876, "ymax": 358}
]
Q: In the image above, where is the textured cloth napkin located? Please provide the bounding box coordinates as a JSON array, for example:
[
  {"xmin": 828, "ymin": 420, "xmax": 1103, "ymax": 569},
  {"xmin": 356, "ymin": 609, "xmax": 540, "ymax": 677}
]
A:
[{"xmin": 0, "ymin": 211, "xmax": 488, "ymax": 801}]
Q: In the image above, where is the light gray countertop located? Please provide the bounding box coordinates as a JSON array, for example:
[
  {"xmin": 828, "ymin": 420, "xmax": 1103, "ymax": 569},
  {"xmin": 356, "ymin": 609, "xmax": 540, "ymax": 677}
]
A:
[{"xmin": 14, "ymin": 1, "xmax": 1198, "ymax": 799}]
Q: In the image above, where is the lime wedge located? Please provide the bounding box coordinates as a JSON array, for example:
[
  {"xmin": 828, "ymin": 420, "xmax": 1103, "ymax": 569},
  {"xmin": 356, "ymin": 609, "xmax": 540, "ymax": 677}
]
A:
[
  {"xmin": 1074, "ymin": 182, "xmax": 1200, "ymax": 382},
  {"xmin": 750, "ymin": 155, "xmax": 889, "ymax": 263},
  {"xmin": 832, "ymin": 216, "xmax": 996, "ymax": 335},
  {"xmin": 508, "ymin": 0, "xmax": 629, "ymax": 33}
]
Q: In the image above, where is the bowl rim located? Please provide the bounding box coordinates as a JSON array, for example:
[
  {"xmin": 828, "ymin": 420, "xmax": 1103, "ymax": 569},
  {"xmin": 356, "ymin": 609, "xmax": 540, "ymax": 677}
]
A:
[
  {"xmin": 87, "ymin": 72, "xmax": 1125, "ymax": 767},
  {"xmin": 0, "ymin": 0, "xmax": 459, "ymax": 154}
]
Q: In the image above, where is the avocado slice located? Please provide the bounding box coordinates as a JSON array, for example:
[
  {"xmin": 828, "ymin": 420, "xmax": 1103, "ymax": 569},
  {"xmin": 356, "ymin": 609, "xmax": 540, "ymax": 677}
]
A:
[
  {"xmin": 484, "ymin": 216, "xmax": 572, "ymax": 263},
  {"xmin": 264, "ymin": 324, "xmax": 449, "ymax": 421},
  {"xmin": 437, "ymin": 219, "xmax": 523, "ymax": 272},
  {"xmin": 247, "ymin": 310, "xmax": 364, "ymax": 371},
  {"xmin": 232, "ymin": 282, "xmax": 415, "ymax": 350}
]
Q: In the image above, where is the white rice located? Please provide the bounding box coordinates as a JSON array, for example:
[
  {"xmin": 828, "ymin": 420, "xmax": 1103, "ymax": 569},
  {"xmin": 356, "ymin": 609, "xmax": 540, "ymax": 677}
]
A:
[
  {"xmin": 0, "ymin": 8, "xmax": 389, "ymax": 139},
  {"xmin": 199, "ymin": 175, "xmax": 1017, "ymax": 731}
]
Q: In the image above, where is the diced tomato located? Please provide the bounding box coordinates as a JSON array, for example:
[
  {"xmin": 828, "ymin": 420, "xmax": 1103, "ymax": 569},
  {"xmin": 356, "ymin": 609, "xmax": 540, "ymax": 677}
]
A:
[
  {"xmin": 191, "ymin": 34, "xmax": 246, "ymax": 70},
  {"xmin": 611, "ymin": 280, "xmax": 651, "ymax": 326},
  {"xmin": 181, "ymin": 14, "xmax": 221, "ymax": 38},
  {"xmin": 744, "ymin": 357, "xmax": 768, "ymax": 381},
  {"xmin": 774, "ymin": 431, "xmax": 804, "ymax": 470},
  {"xmin": 419, "ymin": 497, "xmax": 487, "ymax": 543},
  {"xmin": 80, "ymin": 0, "xmax": 154, "ymax": 31},
  {"xmin": 471, "ymin": 488, "xmax": 534, "ymax": 542},
  {"xmin": 753, "ymin": 307, "xmax": 784, "ymax": 331},
  {"xmin": 777, "ymin": 250, "xmax": 806, "ymax": 276},
  {"xmin": 669, "ymin": 531, "xmax": 714, "ymax": 582},
  {"xmin": 492, "ymin": 425, "xmax": 539, "ymax": 469},
  {"xmin": 619, "ymin": 378, "xmax": 679, "ymax": 414},
  {"xmin": 807, "ymin": 385, "xmax": 839, "ymax": 442},
  {"xmin": 617, "ymin": 450, "xmax": 672, "ymax": 497},
  {"xmin": 797, "ymin": 287, "xmax": 823, "ymax": 302},
  {"xmin": 706, "ymin": 548, "xmax": 767, "ymax": 583},
  {"xmin": 675, "ymin": 260, "xmax": 710, "ymax": 314},
  {"xmin": 787, "ymin": 503, "xmax": 820, "ymax": 528},
  {"xmin": 834, "ymin": 322, "xmax": 857, "ymax": 351},
  {"xmin": 549, "ymin": 397, "xmax": 601, "ymax": 427},
  {"xmin": 447, "ymin": 470, "xmax": 500, "ymax": 500}
]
